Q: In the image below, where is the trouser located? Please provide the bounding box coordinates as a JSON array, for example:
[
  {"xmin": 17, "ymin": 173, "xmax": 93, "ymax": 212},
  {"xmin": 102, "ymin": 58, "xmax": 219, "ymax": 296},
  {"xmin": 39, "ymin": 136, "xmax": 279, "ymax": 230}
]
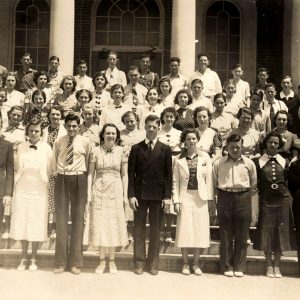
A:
[
  {"xmin": 54, "ymin": 174, "xmax": 87, "ymax": 268},
  {"xmin": 217, "ymin": 189, "xmax": 252, "ymax": 272},
  {"xmin": 134, "ymin": 200, "xmax": 163, "ymax": 270}
]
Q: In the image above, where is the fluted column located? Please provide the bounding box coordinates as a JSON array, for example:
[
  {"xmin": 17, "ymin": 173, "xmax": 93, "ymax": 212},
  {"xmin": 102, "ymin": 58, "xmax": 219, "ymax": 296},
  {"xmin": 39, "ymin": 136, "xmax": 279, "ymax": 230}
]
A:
[
  {"xmin": 171, "ymin": 0, "xmax": 196, "ymax": 77},
  {"xmin": 49, "ymin": 0, "xmax": 75, "ymax": 74}
]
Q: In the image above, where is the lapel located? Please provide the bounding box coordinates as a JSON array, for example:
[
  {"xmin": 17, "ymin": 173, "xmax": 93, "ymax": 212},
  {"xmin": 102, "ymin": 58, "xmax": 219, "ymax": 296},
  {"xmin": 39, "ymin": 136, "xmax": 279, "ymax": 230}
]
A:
[
  {"xmin": 139, "ymin": 140, "xmax": 163, "ymax": 170},
  {"xmin": 177, "ymin": 156, "xmax": 189, "ymax": 175}
]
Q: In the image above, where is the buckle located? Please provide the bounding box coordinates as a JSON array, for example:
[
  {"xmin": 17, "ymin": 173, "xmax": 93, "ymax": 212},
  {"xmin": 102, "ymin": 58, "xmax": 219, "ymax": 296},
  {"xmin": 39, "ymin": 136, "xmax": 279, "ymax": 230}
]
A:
[{"xmin": 271, "ymin": 183, "xmax": 278, "ymax": 190}]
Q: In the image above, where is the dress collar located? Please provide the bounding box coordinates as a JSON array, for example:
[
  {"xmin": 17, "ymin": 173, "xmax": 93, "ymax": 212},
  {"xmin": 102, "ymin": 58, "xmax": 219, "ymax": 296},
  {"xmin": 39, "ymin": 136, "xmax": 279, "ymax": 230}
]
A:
[{"xmin": 258, "ymin": 153, "xmax": 286, "ymax": 169}]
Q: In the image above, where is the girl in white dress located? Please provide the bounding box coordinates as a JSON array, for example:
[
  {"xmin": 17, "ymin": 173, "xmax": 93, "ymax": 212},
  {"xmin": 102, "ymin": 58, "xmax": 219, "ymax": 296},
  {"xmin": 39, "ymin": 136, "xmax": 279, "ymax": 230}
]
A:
[
  {"xmin": 173, "ymin": 128, "xmax": 213, "ymax": 275},
  {"xmin": 10, "ymin": 118, "xmax": 52, "ymax": 271}
]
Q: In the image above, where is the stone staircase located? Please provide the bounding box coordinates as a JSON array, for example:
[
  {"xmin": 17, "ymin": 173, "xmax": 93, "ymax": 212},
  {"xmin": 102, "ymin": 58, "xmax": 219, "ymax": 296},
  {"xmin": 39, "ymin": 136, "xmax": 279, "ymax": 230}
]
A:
[{"xmin": 0, "ymin": 225, "xmax": 298, "ymax": 275}]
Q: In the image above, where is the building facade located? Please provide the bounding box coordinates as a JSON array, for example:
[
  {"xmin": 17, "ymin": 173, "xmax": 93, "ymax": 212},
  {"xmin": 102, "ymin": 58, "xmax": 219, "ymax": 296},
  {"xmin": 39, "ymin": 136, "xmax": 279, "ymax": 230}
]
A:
[{"xmin": 0, "ymin": 0, "xmax": 298, "ymax": 88}]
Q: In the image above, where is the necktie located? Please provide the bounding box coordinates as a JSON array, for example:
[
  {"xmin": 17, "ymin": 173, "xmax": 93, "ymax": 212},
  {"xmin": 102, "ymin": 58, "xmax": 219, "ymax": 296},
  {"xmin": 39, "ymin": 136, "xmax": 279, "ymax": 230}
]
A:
[
  {"xmin": 270, "ymin": 103, "xmax": 275, "ymax": 127},
  {"xmin": 148, "ymin": 140, "xmax": 153, "ymax": 152},
  {"xmin": 66, "ymin": 136, "xmax": 74, "ymax": 165},
  {"xmin": 132, "ymin": 87, "xmax": 138, "ymax": 106}
]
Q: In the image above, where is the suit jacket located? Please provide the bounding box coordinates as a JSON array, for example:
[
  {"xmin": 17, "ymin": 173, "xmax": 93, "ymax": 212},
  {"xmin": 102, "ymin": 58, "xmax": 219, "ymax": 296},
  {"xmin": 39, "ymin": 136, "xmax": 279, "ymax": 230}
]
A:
[
  {"xmin": 128, "ymin": 140, "xmax": 172, "ymax": 201},
  {"xmin": 172, "ymin": 153, "xmax": 213, "ymax": 204},
  {"xmin": 0, "ymin": 138, "xmax": 14, "ymax": 197}
]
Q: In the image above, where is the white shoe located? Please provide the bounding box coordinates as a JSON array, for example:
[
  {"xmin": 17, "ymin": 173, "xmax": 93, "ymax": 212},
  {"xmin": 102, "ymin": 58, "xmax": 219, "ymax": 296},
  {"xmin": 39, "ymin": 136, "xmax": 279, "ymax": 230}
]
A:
[
  {"xmin": 29, "ymin": 259, "xmax": 38, "ymax": 271},
  {"xmin": 50, "ymin": 230, "xmax": 56, "ymax": 240},
  {"xmin": 17, "ymin": 259, "xmax": 27, "ymax": 271},
  {"xmin": 234, "ymin": 271, "xmax": 244, "ymax": 277},
  {"xmin": 109, "ymin": 260, "xmax": 118, "ymax": 274},
  {"xmin": 192, "ymin": 265, "xmax": 202, "ymax": 276},
  {"xmin": 224, "ymin": 270, "xmax": 234, "ymax": 277},
  {"xmin": 182, "ymin": 264, "xmax": 190, "ymax": 275},
  {"xmin": 95, "ymin": 261, "xmax": 106, "ymax": 274}
]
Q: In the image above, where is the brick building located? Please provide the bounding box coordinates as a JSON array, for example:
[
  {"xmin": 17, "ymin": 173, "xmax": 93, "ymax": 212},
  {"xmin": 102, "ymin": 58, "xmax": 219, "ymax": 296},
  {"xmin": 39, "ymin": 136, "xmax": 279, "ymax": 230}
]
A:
[{"xmin": 0, "ymin": 0, "xmax": 298, "ymax": 89}]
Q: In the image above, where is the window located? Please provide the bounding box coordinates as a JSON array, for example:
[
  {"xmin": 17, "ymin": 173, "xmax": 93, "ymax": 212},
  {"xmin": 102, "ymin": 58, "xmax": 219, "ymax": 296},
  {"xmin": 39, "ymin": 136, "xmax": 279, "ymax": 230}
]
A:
[
  {"xmin": 95, "ymin": 0, "xmax": 160, "ymax": 47},
  {"xmin": 15, "ymin": 0, "xmax": 50, "ymax": 71},
  {"xmin": 205, "ymin": 1, "xmax": 240, "ymax": 82}
]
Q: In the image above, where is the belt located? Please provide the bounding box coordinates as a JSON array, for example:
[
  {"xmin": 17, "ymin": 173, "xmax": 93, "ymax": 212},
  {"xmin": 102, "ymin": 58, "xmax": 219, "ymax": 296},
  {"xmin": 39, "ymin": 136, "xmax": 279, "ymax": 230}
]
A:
[
  {"xmin": 219, "ymin": 188, "xmax": 249, "ymax": 193},
  {"xmin": 57, "ymin": 171, "xmax": 85, "ymax": 176}
]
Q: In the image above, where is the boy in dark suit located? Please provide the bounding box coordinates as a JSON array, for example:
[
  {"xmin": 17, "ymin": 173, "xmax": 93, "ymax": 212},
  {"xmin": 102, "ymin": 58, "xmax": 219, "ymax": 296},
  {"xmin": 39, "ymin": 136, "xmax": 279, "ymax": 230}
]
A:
[{"xmin": 128, "ymin": 114, "xmax": 172, "ymax": 275}]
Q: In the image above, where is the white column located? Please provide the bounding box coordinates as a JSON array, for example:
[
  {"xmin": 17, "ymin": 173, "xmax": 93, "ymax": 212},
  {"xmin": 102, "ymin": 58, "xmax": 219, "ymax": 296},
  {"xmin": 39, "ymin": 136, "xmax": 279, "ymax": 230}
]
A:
[
  {"xmin": 171, "ymin": 0, "xmax": 196, "ymax": 77},
  {"xmin": 291, "ymin": 0, "xmax": 300, "ymax": 85},
  {"xmin": 49, "ymin": 0, "xmax": 75, "ymax": 75}
]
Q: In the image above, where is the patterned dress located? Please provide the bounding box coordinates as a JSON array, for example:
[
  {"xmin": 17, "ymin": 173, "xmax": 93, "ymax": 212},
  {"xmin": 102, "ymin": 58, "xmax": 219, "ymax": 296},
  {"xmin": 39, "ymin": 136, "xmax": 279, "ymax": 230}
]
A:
[{"xmin": 89, "ymin": 145, "xmax": 128, "ymax": 247}]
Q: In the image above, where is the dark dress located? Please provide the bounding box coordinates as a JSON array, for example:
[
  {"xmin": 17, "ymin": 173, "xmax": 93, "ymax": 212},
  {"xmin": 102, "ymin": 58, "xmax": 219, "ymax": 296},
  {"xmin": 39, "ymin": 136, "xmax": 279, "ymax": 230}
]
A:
[
  {"xmin": 253, "ymin": 154, "xmax": 295, "ymax": 252},
  {"xmin": 173, "ymin": 108, "xmax": 194, "ymax": 131}
]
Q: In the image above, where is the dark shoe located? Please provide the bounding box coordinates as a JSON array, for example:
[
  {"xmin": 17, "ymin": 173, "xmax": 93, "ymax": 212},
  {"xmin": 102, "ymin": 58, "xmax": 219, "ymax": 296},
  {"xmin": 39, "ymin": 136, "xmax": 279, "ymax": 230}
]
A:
[
  {"xmin": 149, "ymin": 268, "xmax": 158, "ymax": 275},
  {"xmin": 70, "ymin": 266, "xmax": 81, "ymax": 275},
  {"xmin": 134, "ymin": 267, "xmax": 144, "ymax": 275},
  {"xmin": 53, "ymin": 266, "xmax": 65, "ymax": 274}
]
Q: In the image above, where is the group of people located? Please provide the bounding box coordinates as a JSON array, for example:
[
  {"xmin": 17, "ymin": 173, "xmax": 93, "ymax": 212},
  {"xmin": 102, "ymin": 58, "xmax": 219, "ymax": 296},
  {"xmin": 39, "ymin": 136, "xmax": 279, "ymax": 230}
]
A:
[{"xmin": 0, "ymin": 50, "xmax": 300, "ymax": 279}]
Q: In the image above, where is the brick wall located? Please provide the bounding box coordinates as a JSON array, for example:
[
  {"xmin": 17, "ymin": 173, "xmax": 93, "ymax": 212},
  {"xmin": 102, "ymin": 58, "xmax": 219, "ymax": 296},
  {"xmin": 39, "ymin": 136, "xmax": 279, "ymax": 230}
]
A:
[{"xmin": 256, "ymin": 0, "xmax": 284, "ymax": 88}]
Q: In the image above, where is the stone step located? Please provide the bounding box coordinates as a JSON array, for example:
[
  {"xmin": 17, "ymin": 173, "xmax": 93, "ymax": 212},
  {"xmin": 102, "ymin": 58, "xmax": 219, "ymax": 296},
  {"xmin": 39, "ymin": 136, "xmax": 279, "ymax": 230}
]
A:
[{"xmin": 0, "ymin": 249, "xmax": 298, "ymax": 275}]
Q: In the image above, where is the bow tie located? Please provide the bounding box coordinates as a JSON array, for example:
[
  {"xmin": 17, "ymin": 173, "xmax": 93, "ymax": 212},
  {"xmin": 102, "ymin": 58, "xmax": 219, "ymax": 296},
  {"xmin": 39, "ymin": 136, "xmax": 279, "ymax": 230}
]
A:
[
  {"xmin": 115, "ymin": 106, "xmax": 122, "ymax": 109},
  {"xmin": 29, "ymin": 145, "xmax": 37, "ymax": 150}
]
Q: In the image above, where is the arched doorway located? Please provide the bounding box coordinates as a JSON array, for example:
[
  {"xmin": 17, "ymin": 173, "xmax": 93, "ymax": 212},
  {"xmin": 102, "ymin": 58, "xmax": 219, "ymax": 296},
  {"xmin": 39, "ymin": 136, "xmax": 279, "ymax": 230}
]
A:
[{"xmin": 91, "ymin": 0, "xmax": 164, "ymax": 76}]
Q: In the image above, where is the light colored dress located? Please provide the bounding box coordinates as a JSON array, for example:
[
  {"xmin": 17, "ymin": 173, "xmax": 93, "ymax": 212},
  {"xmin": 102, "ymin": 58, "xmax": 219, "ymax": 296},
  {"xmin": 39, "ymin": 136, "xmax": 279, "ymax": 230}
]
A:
[
  {"xmin": 89, "ymin": 145, "xmax": 128, "ymax": 247},
  {"xmin": 10, "ymin": 140, "xmax": 52, "ymax": 242}
]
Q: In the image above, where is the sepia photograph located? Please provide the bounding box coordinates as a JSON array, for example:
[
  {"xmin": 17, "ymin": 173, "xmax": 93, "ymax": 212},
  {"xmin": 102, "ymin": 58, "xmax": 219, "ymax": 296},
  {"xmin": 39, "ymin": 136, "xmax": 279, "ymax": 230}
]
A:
[{"xmin": 0, "ymin": 0, "xmax": 300, "ymax": 299}]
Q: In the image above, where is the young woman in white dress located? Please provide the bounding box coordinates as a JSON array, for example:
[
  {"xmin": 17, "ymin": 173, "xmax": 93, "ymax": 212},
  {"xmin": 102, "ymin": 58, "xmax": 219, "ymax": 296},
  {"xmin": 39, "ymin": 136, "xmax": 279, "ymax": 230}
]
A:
[{"xmin": 10, "ymin": 118, "xmax": 52, "ymax": 271}]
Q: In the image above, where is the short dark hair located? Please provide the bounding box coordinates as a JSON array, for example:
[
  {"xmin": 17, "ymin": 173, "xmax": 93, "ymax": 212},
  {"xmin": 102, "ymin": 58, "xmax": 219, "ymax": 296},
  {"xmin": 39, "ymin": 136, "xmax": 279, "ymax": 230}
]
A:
[
  {"xmin": 75, "ymin": 89, "xmax": 93, "ymax": 101},
  {"xmin": 193, "ymin": 106, "xmax": 212, "ymax": 127},
  {"xmin": 169, "ymin": 57, "xmax": 181, "ymax": 64},
  {"xmin": 213, "ymin": 93, "xmax": 226, "ymax": 103},
  {"xmin": 22, "ymin": 52, "xmax": 32, "ymax": 59},
  {"xmin": 99, "ymin": 123, "xmax": 120, "ymax": 144},
  {"xmin": 236, "ymin": 107, "xmax": 254, "ymax": 120},
  {"xmin": 64, "ymin": 112, "xmax": 80, "ymax": 125},
  {"xmin": 146, "ymin": 88, "xmax": 161, "ymax": 104},
  {"xmin": 145, "ymin": 114, "xmax": 160, "ymax": 126},
  {"xmin": 250, "ymin": 89, "xmax": 264, "ymax": 101},
  {"xmin": 60, "ymin": 75, "xmax": 77, "ymax": 92},
  {"xmin": 260, "ymin": 132, "xmax": 285, "ymax": 151},
  {"xmin": 180, "ymin": 128, "xmax": 200, "ymax": 143},
  {"xmin": 231, "ymin": 63, "xmax": 243, "ymax": 70},
  {"xmin": 191, "ymin": 78, "xmax": 203, "ymax": 87},
  {"xmin": 158, "ymin": 77, "xmax": 172, "ymax": 95},
  {"xmin": 49, "ymin": 56, "xmax": 60, "ymax": 63},
  {"xmin": 273, "ymin": 110, "xmax": 292, "ymax": 129},
  {"xmin": 107, "ymin": 50, "xmax": 118, "ymax": 58},
  {"xmin": 127, "ymin": 65, "xmax": 139, "ymax": 73},
  {"xmin": 47, "ymin": 105, "xmax": 64, "ymax": 120},
  {"xmin": 258, "ymin": 67, "xmax": 269, "ymax": 75},
  {"xmin": 77, "ymin": 59, "xmax": 87, "ymax": 66},
  {"xmin": 25, "ymin": 117, "xmax": 43, "ymax": 136},
  {"xmin": 121, "ymin": 110, "xmax": 139, "ymax": 124},
  {"xmin": 265, "ymin": 82, "xmax": 276, "ymax": 90},
  {"xmin": 140, "ymin": 53, "xmax": 151, "ymax": 60},
  {"xmin": 174, "ymin": 89, "xmax": 192, "ymax": 105},
  {"xmin": 281, "ymin": 75, "xmax": 292, "ymax": 83},
  {"xmin": 92, "ymin": 71, "xmax": 108, "ymax": 87},
  {"xmin": 110, "ymin": 84, "xmax": 125, "ymax": 98},
  {"xmin": 160, "ymin": 107, "xmax": 178, "ymax": 125},
  {"xmin": 226, "ymin": 134, "xmax": 244, "ymax": 145},
  {"xmin": 32, "ymin": 89, "xmax": 46, "ymax": 103},
  {"xmin": 33, "ymin": 71, "xmax": 49, "ymax": 85},
  {"xmin": 197, "ymin": 53, "xmax": 209, "ymax": 60}
]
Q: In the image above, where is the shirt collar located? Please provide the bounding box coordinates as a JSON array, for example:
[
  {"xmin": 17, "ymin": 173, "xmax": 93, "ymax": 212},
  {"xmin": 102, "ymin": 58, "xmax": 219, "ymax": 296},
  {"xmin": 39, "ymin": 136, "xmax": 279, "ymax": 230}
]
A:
[
  {"xmin": 280, "ymin": 90, "xmax": 294, "ymax": 99},
  {"xmin": 145, "ymin": 137, "xmax": 157, "ymax": 147},
  {"xmin": 225, "ymin": 154, "xmax": 245, "ymax": 162},
  {"xmin": 259, "ymin": 153, "xmax": 286, "ymax": 169}
]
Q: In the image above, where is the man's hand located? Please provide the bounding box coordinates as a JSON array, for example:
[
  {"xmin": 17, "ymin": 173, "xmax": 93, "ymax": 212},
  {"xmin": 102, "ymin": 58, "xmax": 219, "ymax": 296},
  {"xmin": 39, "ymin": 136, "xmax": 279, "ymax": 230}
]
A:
[
  {"xmin": 174, "ymin": 203, "xmax": 181, "ymax": 214},
  {"xmin": 208, "ymin": 199, "xmax": 217, "ymax": 217},
  {"xmin": 161, "ymin": 198, "xmax": 172, "ymax": 213},
  {"xmin": 3, "ymin": 196, "xmax": 11, "ymax": 207},
  {"xmin": 129, "ymin": 197, "xmax": 139, "ymax": 211}
]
